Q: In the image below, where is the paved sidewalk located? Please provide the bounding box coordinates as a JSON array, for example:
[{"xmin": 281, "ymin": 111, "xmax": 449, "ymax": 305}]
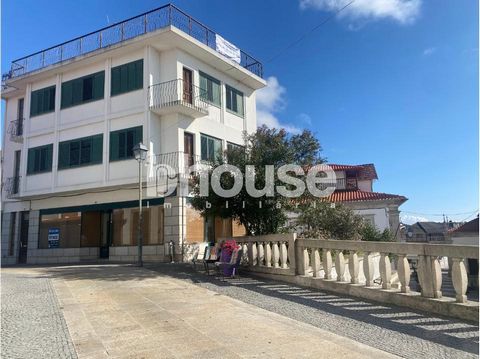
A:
[
  {"xmin": 2, "ymin": 265, "xmax": 396, "ymax": 359},
  {"xmin": 1, "ymin": 269, "xmax": 77, "ymax": 359}
]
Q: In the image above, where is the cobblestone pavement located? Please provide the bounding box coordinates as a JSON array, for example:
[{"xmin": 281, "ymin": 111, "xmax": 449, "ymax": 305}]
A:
[
  {"xmin": 148, "ymin": 263, "xmax": 480, "ymax": 359},
  {"xmin": 1, "ymin": 269, "xmax": 77, "ymax": 359}
]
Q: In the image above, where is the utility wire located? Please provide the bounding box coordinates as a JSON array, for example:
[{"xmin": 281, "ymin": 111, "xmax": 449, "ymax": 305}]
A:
[{"xmin": 402, "ymin": 209, "xmax": 479, "ymax": 217}]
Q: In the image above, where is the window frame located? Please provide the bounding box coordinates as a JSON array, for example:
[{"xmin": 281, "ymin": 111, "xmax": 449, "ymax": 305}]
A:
[
  {"xmin": 199, "ymin": 71, "xmax": 221, "ymax": 107},
  {"xmin": 27, "ymin": 144, "xmax": 53, "ymax": 175},
  {"xmin": 225, "ymin": 84, "xmax": 244, "ymax": 117},
  {"xmin": 30, "ymin": 86, "xmax": 56, "ymax": 117},
  {"xmin": 200, "ymin": 133, "xmax": 223, "ymax": 163},
  {"xmin": 109, "ymin": 126, "xmax": 143, "ymax": 162},
  {"xmin": 58, "ymin": 134, "xmax": 103, "ymax": 170},
  {"xmin": 111, "ymin": 59, "xmax": 144, "ymax": 97},
  {"xmin": 61, "ymin": 71, "xmax": 105, "ymax": 109}
]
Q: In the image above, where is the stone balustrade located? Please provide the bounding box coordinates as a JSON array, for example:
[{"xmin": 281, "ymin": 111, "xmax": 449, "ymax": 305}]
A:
[
  {"xmin": 233, "ymin": 234, "xmax": 297, "ymax": 276},
  {"xmin": 228, "ymin": 234, "xmax": 479, "ymax": 321}
]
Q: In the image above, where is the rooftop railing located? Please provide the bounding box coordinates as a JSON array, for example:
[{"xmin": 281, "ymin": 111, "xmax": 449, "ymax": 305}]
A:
[{"xmin": 3, "ymin": 4, "xmax": 263, "ymax": 81}]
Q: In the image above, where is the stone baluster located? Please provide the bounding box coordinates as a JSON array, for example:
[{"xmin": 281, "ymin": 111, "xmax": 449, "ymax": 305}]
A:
[
  {"xmin": 322, "ymin": 249, "xmax": 333, "ymax": 279},
  {"xmin": 349, "ymin": 250, "xmax": 359, "ymax": 284},
  {"xmin": 251, "ymin": 242, "xmax": 258, "ymax": 266},
  {"xmin": 296, "ymin": 245, "xmax": 308, "ymax": 275},
  {"xmin": 335, "ymin": 250, "xmax": 346, "ymax": 282},
  {"xmin": 257, "ymin": 242, "xmax": 264, "ymax": 266},
  {"xmin": 417, "ymin": 255, "xmax": 442, "ymax": 298},
  {"xmin": 451, "ymin": 257, "xmax": 468, "ymax": 303},
  {"xmin": 280, "ymin": 241, "xmax": 288, "ymax": 269},
  {"xmin": 272, "ymin": 242, "xmax": 280, "ymax": 268},
  {"xmin": 397, "ymin": 254, "xmax": 411, "ymax": 293},
  {"xmin": 363, "ymin": 252, "xmax": 374, "ymax": 287},
  {"xmin": 247, "ymin": 242, "xmax": 253, "ymax": 266},
  {"xmin": 379, "ymin": 253, "xmax": 391, "ymax": 289},
  {"xmin": 311, "ymin": 249, "xmax": 321, "ymax": 277},
  {"xmin": 264, "ymin": 242, "xmax": 272, "ymax": 267}
]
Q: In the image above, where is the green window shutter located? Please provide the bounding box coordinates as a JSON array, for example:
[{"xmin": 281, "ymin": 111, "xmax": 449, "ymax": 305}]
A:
[
  {"xmin": 27, "ymin": 149, "xmax": 35, "ymax": 174},
  {"xmin": 36, "ymin": 90, "xmax": 44, "ymax": 115},
  {"xmin": 199, "ymin": 73, "xmax": 208, "ymax": 101},
  {"xmin": 72, "ymin": 79, "xmax": 83, "ymax": 106},
  {"xmin": 135, "ymin": 60, "xmax": 143, "ymax": 90},
  {"xmin": 212, "ymin": 80, "xmax": 220, "ymax": 106},
  {"xmin": 48, "ymin": 87, "xmax": 56, "ymax": 111},
  {"xmin": 110, "ymin": 131, "xmax": 119, "ymax": 161},
  {"xmin": 237, "ymin": 91, "xmax": 244, "ymax": 117},
  {"xmin": 111, "ymin": 67, "xmax": 121, "ymax": 96},
  {"xmin": 30, "ymin": 92, "xmax": 38, "ymax": 117},
  {"xmin": 135, "ymin": 126, "xmax": 143, "ymax": 143},
  {"xmin": 93, "ymin": 72, "xmax": 105, "ymax": 100},
  {"xmin": 127, "ymin": 62, "xmax": 135, "ymax": 92},
  {"xmin": 91, "ymin": 134, "xmax": 103, "ymax": 164},
  {"xmin": 58, "ymin": 142, "xmax": 70, "ymax": 169},
  {"xmin": 201, "ymin": 135, "xmax": 207, "ymax": 161},
  {"xmin": 45, "ymin": 145, "xmax": 53, "ymax": 171},
  {"xmin": 61, "ymin": 81, "xmax": 73, "ymax": 108},
  {"xmin": 226, "ymin": 87, "xmax": 232, "ymax": 110},
  {"xmin": 120, "ymin": 65, "xmax": 128, "ymax": 94}
]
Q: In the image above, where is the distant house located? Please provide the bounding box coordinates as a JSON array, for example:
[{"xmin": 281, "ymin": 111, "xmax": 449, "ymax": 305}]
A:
[
  {"xmin": 403, "ymin": 221, "xmax": 459, "ymax": 243},
  {"xmin": 449, "ymin": 217, "xmax": 479, "ymax": 246},
  {"xmin": 326, "ymin": 164, "xmax": 407, "ymax": 237}
]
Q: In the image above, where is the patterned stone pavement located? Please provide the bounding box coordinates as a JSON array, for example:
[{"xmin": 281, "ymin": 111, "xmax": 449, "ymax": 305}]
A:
[{"xmin": 1, "ymin": 269, "xmax": 77, "ymax": 359}]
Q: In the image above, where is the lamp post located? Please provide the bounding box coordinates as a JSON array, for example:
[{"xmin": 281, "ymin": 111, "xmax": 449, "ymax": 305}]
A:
[{"xmin": 133, "ymin": 142, "xmax": 148, "ymax": 267}]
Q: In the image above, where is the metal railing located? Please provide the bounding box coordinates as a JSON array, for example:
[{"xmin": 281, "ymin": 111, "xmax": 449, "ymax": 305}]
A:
[
  {"xmin": 335, "ymin": 178, "xmax": 358, "ymax": 190},
  {"xmin": 4, "ymin": 176, "xmax": 21, "ymax": 198},
  {"xmin": 148, "ymin": 79, "xmax": 209, "ymax": 115},
  {"xmin": 152, "ymin": 151, "xmax": 206, "ymax": 174},
  {"xmin": 3, "ymin": 4, "xmax": 263, "ymax": 80},
  {"xmin": 7, "ymin": 119, "xmax": 24, "ymax": 142}
]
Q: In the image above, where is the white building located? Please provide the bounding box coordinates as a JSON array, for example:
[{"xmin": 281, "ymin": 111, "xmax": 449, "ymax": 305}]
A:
[
  {"xmin": 1, "ymin": 4, "xmax": 265, "ymax": 264},
  {"xmin": 327, "ymin": 164, "xmax": 407, "ymax": 237}
]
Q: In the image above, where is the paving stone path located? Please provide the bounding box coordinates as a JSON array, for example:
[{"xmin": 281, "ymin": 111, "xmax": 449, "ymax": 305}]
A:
[
  {"xmin": 1, "ymin": 270, "xmax": 77, "ymax": 359},
  {"xmin": 149, "ymin": 263, "xmax": 480, "ymax": 359}
]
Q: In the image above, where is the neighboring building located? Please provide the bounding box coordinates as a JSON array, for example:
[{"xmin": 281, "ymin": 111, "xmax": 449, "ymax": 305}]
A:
[
  {"xmin": 449, "ymin": 217, "xmax": 479, "ymax": 246},
  {"xmin": 326, "ymin": 164, "xmax": 407, "ymax": 237},
  {"xmin": 402, "ymin": 221, "xmax": 458, "ymax": 243},
  {"xmin": 1, "ymin": 4, "xmax": 265, "ymax": 264}
]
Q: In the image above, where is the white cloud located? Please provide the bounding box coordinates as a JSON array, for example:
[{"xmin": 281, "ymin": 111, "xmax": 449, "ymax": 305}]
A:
[
  {"xmin": 297, "ymin": 113, "xmax": 312, "ymax": 125},
  {"xmin": 300, "ymin": 0, "xmax": 422, "ymax": 25},
  {"xmin": 400, "ymin": 214, "xmax": 429, "ymax": 224},
  {"xmin": 256, "ymin": 76, "xmax": 301, "ymax": 134},
  {"xmin": 423, "ymin": 47, "xmax": 436, "ymax": 56}
]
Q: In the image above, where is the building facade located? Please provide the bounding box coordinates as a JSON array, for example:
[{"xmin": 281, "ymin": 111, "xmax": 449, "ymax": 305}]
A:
[
  {"xmin": 326, "ymin": 164, "xmax": 407, "ymax": 238},
  {"xmin": 1, "ymin": 4, "xmax": 265, "ymax": 265}
]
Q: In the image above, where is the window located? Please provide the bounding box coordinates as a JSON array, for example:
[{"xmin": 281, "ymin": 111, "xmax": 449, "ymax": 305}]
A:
[
  {"xmin": 199, "ymin": 72, "xmax": 221, "ymax": 106},
  {"xmin": 200, "ymin": 134, "xmax": 222, "ymax": 163},
  {"xmin": 39, "ymin": 212, "xmax": 81, "ymax": 249},
  {"xmin": 61, "ymin": 71, "xmax": 104, "ymax": 108},
  {"xmin": 226, "ymin": 85, "xmax": 244, "ymax": 117},
  {"xmin": 227, "ymin": 142, "xmax": 244, "ymax": 152},
  {"xmin": 30, "ymin": 86, "xmax": 55, "ymax": 117},
  {"xmin": 58, "ymin": 134, "xmax": 103, "ymax": 169},
  {"xmin": 110, "ymin": 126, "xmax": 143, "ymax": 161},
  {"xmin": 111, "ymin": 59, "xmax": 143, "ymax": 96},
  {"xmin": 27, "ymin": 144, "xmax": 53, "ymax": 174}
]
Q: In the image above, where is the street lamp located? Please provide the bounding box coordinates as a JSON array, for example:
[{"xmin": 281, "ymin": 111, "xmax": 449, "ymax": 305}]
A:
[{"xmin": 133, "ymin": 142, "xmax": 148, "ymax": 267}]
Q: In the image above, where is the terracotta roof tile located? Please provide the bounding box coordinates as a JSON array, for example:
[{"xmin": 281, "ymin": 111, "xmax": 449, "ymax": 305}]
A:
[
  {"xmin": 328, "ymin": 163, "xmax": 378, "ymax": 180},
  {"xmin": 326, "ymin": 190, "xmax": 407, "ymax": 203}
]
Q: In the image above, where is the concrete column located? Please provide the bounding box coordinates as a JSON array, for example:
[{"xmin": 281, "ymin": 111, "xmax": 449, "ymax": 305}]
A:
[
  {"xmin": 26, "ymin": 211, "xmax": 40, "ymax": 264},
  {"xmin": 388, "ymin": 206, "xmax": 401, "ymax": 239},
  {"xmin": 163, "ymin": 196, "xmax": 185, "ymax": 261}
]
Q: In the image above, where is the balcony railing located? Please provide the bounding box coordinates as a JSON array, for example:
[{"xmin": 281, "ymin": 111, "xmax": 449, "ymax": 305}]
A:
[
  {"xmin": 4, "ymin": 176, "xmax": 21, "ymax": 198},
  {"xmin": 3, "ymin": 4, "xmax": 263, "ymax": 81},
  {"xmin": 335, "ymin": 178, "xmax": 358, "ymax": 191},
  {"xmin": 7, "ymin": 119, "xmax": 24, "ymax": 142},
  {"xmin": 149, "ymin": 79, "xmax": 209, "ymax": 117}
]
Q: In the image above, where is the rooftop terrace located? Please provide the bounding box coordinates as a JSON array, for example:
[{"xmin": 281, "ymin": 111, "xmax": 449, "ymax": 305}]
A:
[{"xmin": 2, "ymin": 3, "xmax": 263, "ymax": 81}]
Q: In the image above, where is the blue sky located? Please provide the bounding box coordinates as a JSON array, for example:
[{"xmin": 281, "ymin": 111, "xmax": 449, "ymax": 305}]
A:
[{"xmin": 2, "ymin": 0, "xmax": 478, "ymax": 223}]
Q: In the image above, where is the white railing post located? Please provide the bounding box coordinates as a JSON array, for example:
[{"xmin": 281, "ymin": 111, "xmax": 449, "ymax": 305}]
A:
[
  {"xmin": 379, "ymin": 253, "xmax": 392, "ymax": 289},
  {"xmin": 257, "ymin": 242, "xmax": 264, "ymax": 266},
  {"xmin": 280, "ymin": 241, "xmax": 288, "ymax": 269},
  {"xmin": 349, "ymin": 250, "xmax": 359, "ymax": 284},
  {"xmin": 265, "ymin": 242, "xmax": 272, "ymax": 267},
  {"xmin": 363, "ymin": 252, "xmax": 374, "ymax": 287},
  {"xmin": 335, "ymin": 251, "xmax": 346, "ymax": 282},
  {"xmin": 322, "ymin": 249, "xmax": 333, "ymax": 279},
  {"xmin": 397, "ymin": 254, "xmax": 411, "ymax": 293},
  {"xmin": 272, "ymin": 242, "xmax": 280, "ymax": 268},
  {"xmin": 417, "ymin": 255, "xmax": 442, "ymax": 298},
  {"xmin": 251, "ymin": 242, "xmax": 258, "ymax": 266},
  {"xmin": 311, "ymin": 249, "xmax": 321, "ymax": 278},
  {"xmin": 296, "ymin": 243, "xmax": 307, "ymax": 276},
  {"xmin": 452, "ymin": 257, "xmax": 468, "ymax": 303}
]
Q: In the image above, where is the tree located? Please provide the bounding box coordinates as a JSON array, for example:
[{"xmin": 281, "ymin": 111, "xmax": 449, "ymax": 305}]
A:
[
  {"xmin": 359, "ymin": 223, "xmax": 393, "ymax": 242},
  {"xmin": 190, "ymin": 125, "xmax": 325, "ymax": 235}
]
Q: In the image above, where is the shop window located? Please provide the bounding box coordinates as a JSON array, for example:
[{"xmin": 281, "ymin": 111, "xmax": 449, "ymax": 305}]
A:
[{"xmin": 39, "ymin": 212, "xmax": 81, "ymax": 249}]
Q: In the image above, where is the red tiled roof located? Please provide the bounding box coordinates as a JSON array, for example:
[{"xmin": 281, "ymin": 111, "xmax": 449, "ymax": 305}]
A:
[
  {"xmin": 326, "ymin": 190, "xmax": 407, "ymax": 203},
  {"xmin": 328, "ymin": 163, "xmax": 378, "ymax": 180},
  {"xmin": 449, "ymin": 217, "xmax": 479, "ymax": 234}
]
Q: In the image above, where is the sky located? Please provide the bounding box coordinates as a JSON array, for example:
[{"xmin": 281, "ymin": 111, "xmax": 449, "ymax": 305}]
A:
[{"xmin": 1, "ymin": 0, "xmax": 478, "ymax": 224}]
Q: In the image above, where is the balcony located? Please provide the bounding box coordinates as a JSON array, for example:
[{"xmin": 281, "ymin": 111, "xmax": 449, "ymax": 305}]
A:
[
  {"xmin": 4, "ymin": 176, "xmax": 21, "ymax": 198},
  {"xmin": 335, "ymin": 178, "xmax": 358, "ymax": 191},
  {"xmin": 7, "ymin": 119, "xmax": 24, "ymax": 142},
  {"xmin": 2, "ymin": 4, "xmax": 263, "ymax": 82},
  {"xmin": 149, "ymin": 79, "xmax": 209, "ymax": 118}
]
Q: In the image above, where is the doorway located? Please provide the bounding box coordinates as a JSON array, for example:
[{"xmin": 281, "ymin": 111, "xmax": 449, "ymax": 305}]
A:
[
  {"xmin": 99, "ymin": 211, "xmax": 112, "ymax": 259},
  {"xmin": 18, "ymin": 212, "xmax": 29, "ymax": 264},
  {"xmin": 183, "ymin": 67, "xmax": 193, "ymax": 104},
  {"xmin": 184, "ymin": 132, "xmax": 194, "ymax": 167}
]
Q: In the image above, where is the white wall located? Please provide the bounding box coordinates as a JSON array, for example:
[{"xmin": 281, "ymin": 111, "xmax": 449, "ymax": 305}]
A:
[{"xmin": 354, "ymin": 208, "xmax": 390, "ymax": 231}]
